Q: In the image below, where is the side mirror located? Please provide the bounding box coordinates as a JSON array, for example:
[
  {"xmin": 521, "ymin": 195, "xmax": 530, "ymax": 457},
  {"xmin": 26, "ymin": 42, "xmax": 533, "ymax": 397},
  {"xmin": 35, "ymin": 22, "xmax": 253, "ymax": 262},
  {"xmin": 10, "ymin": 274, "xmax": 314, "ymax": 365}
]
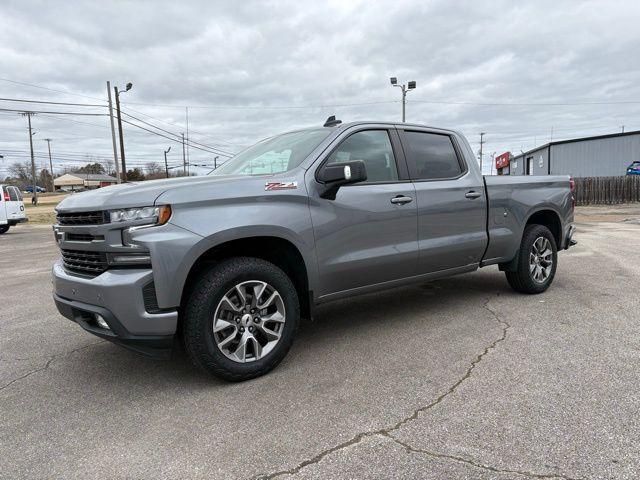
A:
[{"xmin": 317, "ymin": 160, "xmax": 367, "ymax": 200}]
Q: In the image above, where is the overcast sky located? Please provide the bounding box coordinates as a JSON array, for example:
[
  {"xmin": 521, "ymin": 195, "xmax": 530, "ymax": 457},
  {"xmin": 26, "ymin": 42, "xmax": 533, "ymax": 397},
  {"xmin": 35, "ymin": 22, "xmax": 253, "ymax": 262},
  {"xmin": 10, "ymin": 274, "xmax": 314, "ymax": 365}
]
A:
[{"xmin": 1, "ymin": 0, "xmax": 639, "ymax": 177}]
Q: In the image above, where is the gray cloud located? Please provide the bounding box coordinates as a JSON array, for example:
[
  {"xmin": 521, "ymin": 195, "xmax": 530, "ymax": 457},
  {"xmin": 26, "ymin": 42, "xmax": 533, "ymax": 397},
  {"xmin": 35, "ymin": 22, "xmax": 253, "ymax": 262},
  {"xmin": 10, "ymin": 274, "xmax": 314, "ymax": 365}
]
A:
[{"xmin": 1, "ymin": 0, "xmax": 639, "ymax": 176}]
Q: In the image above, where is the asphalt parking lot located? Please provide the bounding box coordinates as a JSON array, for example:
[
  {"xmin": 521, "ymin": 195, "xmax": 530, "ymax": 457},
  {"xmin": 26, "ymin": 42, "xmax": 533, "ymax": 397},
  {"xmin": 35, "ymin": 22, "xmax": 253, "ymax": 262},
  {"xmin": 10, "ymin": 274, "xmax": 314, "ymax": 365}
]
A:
[{"xmin": 1, "ymin": 210, "xmax": 639, "ymax": 479}]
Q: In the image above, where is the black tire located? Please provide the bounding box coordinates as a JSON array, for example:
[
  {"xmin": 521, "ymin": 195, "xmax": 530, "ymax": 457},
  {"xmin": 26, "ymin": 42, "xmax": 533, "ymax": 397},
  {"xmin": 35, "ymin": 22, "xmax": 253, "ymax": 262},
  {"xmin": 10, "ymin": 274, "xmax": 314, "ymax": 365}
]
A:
[
  {"xmin": 0, "ymin": 225, "xmax": 9, "ymax": 234},
  {"xmin": 505, "ymin": 224, "xmax": 558, "ymax": 294},
  {"xmin": 183, "ymin": 257, "xmax": 299, "ymax": 381}
]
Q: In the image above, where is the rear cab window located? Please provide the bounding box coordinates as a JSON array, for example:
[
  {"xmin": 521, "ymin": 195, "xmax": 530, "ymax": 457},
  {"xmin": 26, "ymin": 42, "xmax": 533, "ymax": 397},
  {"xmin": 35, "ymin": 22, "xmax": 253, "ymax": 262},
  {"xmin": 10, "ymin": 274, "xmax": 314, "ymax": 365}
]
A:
[{"xmin": 401, "ymin": 131, "xmax": 466, "ymax": 180}]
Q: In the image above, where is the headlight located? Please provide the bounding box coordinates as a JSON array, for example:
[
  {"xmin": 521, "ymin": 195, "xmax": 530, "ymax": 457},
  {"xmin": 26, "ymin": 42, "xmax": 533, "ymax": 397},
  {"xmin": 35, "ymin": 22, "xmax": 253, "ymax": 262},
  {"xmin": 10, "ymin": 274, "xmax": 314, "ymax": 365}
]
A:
[{"xmin": 109, "ymin": 205, "xmax": 171, "ymax": 225}]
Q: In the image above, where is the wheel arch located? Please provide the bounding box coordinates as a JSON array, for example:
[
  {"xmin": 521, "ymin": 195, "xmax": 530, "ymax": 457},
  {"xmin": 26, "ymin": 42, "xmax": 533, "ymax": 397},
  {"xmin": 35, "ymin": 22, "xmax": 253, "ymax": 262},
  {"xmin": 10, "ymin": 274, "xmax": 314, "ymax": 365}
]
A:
[
  {"xmin": 180, "ymin": 234, "xmax": 313, "ymax": 321},
  {"xmin": 524, "ymin": 208, "xmax": 562, "ymax": 247},
  {"xmin": 499, "ymin": 207, "xmax": 562, "ymax": 273}
]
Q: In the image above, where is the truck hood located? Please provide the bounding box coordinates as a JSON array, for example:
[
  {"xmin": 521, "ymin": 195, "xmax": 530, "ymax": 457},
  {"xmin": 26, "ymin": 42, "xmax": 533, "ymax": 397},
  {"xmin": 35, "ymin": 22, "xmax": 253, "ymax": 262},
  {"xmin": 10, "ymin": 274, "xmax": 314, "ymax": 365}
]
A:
[{"xmin": 55, "ymin": 175, "xmax": 248, "ymax": 212}]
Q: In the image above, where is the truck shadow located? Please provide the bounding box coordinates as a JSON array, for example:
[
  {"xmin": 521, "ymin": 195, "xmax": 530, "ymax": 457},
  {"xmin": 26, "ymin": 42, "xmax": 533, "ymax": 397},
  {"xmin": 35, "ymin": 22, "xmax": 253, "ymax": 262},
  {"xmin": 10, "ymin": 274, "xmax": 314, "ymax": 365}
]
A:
[{"xmin": 72, "ymin": 268, "xmax": 513, "ymax": 389}]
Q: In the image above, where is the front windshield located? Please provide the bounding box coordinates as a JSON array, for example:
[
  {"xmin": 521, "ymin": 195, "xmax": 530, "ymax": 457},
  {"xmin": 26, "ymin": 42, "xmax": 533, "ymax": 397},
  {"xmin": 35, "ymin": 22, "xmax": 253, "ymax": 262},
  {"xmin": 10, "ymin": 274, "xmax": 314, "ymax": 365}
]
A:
[{"xmin": 211, "ymin": 128, "xmax": 332, "ymax": 176}]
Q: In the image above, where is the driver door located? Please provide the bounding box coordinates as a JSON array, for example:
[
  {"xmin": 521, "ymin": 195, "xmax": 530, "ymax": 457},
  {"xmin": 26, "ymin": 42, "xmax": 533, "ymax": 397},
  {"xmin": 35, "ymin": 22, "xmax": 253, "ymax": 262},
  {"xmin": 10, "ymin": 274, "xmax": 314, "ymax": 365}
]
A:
[{"xmin": 308, "ymin": 128, "xmax": 419, "ymax": 299}]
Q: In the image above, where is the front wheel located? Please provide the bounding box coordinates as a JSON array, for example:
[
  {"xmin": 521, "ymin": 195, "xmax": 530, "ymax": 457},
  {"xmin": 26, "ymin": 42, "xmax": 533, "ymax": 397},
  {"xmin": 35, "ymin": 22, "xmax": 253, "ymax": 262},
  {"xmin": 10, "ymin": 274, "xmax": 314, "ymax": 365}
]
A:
[
  {"xmin": 505, "ymin": 224, "xmax": 558, "ymax": 294},
  {"xmin": 0, "ymin": 225, "xmax": 9, "ymax": 234},
  {"xmin": 183, "ymin": 257, "xmax": 299, "ymax": 381}
]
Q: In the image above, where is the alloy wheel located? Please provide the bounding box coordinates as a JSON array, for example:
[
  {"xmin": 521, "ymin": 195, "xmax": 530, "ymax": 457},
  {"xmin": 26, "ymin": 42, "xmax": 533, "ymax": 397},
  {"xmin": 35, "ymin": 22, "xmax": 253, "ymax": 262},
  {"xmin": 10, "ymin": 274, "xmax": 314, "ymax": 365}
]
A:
[
  {"xmin": 212, "ymin": 280, "xmax": 286, "ymax": 363},
  {"xmin": 529, "ymin": 236, "xmax": 553, "ymax": 283}
]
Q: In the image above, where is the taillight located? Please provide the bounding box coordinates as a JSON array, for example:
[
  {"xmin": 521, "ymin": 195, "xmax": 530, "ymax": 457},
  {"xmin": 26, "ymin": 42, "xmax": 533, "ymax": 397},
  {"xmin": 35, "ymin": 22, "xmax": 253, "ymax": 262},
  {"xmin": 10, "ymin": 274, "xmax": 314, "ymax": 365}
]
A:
[
  {"xmin": 2, "ymin": 191, "xmax": 9, "ymax": 201},
  {"xmin": 569, "ymin": 177, "xmax": 576, "ymax": 210}
]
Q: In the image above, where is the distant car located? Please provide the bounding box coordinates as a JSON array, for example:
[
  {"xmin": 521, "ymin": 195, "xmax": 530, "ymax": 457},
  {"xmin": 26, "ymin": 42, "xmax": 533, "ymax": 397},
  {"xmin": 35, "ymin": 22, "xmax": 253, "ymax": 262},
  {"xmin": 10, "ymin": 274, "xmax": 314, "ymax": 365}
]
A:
[
  {"xmin": 0, "ymin": 184, "xmax": 28, "ymax": 234},
  {"xmin": 24, "ymin": 185, "xmax": 46, "ymax": 193},
  {"xmin": 626, "ymin": 161, "xmax": 640, "ymax": 175}
]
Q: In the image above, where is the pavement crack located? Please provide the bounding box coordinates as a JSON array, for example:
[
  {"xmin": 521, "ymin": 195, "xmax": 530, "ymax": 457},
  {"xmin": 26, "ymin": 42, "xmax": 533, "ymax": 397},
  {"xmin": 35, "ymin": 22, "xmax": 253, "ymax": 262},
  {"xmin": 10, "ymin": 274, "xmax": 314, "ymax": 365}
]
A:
[
  {"xmin": 385, "ymin": 434, "xmax": 583, "ymax": 480},
  {"xmin": 254, "ymin": 296, "xmax": 510, "ymax": 479},
  {"xmin": 0, "ymin": 340, "xmax": 106, "ymax": 393}
]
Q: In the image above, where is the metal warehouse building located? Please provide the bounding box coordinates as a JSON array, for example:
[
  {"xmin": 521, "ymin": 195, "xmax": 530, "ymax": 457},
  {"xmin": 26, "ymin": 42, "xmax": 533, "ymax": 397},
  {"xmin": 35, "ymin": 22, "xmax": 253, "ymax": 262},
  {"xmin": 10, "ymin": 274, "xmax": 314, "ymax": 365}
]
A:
[{"xmin": 510, "ymin": 130, "xmax": 640, "ymax": 177}]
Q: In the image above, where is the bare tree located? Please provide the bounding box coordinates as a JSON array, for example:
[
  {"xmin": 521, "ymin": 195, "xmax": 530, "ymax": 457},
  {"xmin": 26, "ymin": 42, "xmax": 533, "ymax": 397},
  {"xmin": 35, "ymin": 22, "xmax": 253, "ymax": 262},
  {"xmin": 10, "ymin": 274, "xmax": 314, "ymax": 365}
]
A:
[{"xmin": 144, "ymin": 162, "xmax": 163, "ymax": 176}]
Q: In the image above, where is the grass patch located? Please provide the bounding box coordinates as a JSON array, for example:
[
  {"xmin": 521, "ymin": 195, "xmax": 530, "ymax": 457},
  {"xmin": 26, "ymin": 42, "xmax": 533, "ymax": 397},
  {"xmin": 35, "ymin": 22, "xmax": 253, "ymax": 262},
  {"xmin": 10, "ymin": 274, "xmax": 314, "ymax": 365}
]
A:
[{"xmin": 24, "ymin": 193, "xmax": 67, "ymax": 225}]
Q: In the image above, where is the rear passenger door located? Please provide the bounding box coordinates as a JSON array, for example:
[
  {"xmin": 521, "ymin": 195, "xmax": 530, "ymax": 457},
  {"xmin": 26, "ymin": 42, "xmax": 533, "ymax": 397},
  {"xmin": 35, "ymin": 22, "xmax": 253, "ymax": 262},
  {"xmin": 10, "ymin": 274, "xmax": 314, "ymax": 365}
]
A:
[{"xmin": 398, "ymin": 129, "xmax": 487, "ymax": 273}]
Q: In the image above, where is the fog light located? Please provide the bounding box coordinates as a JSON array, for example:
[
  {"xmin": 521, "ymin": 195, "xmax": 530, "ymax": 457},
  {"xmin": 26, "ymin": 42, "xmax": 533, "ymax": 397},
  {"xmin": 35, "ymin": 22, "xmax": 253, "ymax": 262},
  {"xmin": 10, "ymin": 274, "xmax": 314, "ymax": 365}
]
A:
[
  {"xmin": 95, "ymin": 314, "xmax": 110, "ymax": 330},
  {"xmin": 109, "ymin": 254, "xmax": 151, "ymax": 265}
]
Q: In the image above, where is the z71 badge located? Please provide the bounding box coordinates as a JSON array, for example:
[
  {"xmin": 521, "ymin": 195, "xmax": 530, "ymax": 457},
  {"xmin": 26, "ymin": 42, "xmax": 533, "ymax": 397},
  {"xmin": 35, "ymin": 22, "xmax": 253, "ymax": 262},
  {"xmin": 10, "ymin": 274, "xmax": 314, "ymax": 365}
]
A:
[{"xmin": 265, "ymin": 181, "xmax": 298, "ymax": 191}]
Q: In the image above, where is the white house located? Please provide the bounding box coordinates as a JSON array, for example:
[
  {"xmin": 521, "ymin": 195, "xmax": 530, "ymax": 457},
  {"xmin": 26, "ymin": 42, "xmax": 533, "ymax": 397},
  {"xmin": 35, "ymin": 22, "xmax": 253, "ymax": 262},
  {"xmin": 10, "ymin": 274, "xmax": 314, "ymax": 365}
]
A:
[{"xmin": 54, "ymin": 173, "xmax": 118, "ymax": 191}]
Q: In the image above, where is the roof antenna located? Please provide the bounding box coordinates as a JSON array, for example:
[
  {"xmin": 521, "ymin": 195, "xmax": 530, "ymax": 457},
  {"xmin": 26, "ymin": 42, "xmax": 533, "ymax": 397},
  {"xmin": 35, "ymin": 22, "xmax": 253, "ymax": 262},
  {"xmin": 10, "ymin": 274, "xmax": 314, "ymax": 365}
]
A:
[{"xmin": 324, "ymin": 115, "xmax": 342, "ymax": 127}]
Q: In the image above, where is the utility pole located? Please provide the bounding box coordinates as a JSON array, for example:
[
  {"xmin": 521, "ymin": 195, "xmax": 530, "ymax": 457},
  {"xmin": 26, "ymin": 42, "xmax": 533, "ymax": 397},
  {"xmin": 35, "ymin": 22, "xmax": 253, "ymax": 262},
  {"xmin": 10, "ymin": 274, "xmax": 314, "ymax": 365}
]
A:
[
  {"xmin": 181, "ymin": 133, "xmax": 187, "ymax": 176},
  {"xmin": 185, "ymin": 107, "xmax": 190, "ymax": 176},
  {"xmin": 390, "ymin": 77, "xmax": 417, "ymax": 122},
  {"xmin": 22, "ymin": 112, "xmax": 38, "ymax": 205},
  {"xmin": 43, "ymin": 138, "xmax": 54, "ymax": 192},
  {"xmin": 114, "ymin": 86, "xmax": 127, "ymax": 181},
  {"xmin": 621, "ymin": 125, "xmax": 625, "ymax": 133},
  {"xmin": 163, "ymin": 146, "xmax": 171, "ymax": 178},
  {"xmin": 479, "ymin": 132, "xmax": 485, "ymax": 173},
  {"xmin": 106, "ymin": 81, "xmax": 121, "ymax": 183},
  {"xmin": 114, "ymin": 82, "xmax": 132, "ymax": 181}
]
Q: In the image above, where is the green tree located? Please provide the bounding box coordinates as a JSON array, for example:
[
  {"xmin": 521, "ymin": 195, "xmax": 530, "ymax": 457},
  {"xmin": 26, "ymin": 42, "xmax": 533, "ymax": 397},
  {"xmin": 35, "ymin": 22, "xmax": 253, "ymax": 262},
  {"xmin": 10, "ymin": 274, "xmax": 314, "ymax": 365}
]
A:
[
  {"xmin": 126, "ymin": 168, "xmax": 146, "ymax": 181},
  {"xmin": 75, "ymin": 163, "xmax": 105, "ymax": 174}
]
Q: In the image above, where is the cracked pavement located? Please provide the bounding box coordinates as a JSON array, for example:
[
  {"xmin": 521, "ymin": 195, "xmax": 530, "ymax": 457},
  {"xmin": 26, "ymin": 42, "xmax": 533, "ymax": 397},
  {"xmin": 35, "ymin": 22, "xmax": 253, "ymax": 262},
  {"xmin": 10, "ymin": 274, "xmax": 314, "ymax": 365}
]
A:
[{"xmin": 1, "ymin": 213, "xmax": 639, "ymax": 479}]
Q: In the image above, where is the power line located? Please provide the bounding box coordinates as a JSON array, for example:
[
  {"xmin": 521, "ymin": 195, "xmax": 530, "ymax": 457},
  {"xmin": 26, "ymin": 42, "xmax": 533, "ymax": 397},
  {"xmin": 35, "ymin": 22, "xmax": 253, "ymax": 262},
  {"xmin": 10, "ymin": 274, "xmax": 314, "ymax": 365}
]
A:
[
  {"xmin": 410, "ymin": 98, "xmax": 640, "ymax": 106},
  {"xmin": 0, "ymin": 97, "xmax": 106, "ymax": 107},
  {"xmin": 121, "ymin": 99, "xmax": 400, "ymax": 110},
  {"xmin": 119, "ymin": 118, "xmax": 232, "ymax": 156},
  {"xmin": 0, "ymin": 77, "xmax": 105, "ymax": 101},
  {"xmin": 119, "ymin": 110, "xmax": 234, "ymax": 156},
  {"xmin": 119, "ymin": 104, "xmax": 241, "ymax": 147},
  {"xmin": 0, "ymin": 107, "xmax": 107, "ymax": 116}
]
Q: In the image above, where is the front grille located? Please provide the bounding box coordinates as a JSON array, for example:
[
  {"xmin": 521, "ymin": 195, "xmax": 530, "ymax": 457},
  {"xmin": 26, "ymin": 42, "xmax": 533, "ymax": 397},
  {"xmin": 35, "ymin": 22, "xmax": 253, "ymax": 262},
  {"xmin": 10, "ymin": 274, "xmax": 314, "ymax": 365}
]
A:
[
  {"xmin": 57, "ymin": 211, "xmax": 108, "ymax": 225},
  {"xmin": 61, "ymin": 249, "xmax": 108, "ymax": 276}
]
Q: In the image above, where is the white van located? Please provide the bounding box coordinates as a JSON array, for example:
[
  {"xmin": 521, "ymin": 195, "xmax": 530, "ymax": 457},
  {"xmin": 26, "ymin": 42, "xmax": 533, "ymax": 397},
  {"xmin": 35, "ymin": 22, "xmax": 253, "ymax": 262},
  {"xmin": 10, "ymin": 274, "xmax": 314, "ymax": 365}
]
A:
[{"xmin": 0, "ymin": 185, "xmax": 28, "ymax": 234}]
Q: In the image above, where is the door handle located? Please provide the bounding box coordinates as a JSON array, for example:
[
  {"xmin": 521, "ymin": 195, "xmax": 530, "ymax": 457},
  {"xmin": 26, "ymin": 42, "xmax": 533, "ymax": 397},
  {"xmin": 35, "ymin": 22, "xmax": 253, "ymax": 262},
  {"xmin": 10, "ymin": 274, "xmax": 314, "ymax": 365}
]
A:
[
  {"xmin": 465, "ymin": 191, "xmax": 482, "ymax": 199},
  {"xmin": 390, "ymin": 195, "xmax": 413, "ymax": 205}
]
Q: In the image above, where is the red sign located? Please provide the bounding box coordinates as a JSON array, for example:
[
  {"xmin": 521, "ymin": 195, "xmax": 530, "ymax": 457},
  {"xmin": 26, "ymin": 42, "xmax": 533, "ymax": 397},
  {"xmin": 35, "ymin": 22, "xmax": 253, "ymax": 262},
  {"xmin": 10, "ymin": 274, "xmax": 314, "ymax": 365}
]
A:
[{"xmin": 496, "ymin": 152, "xmax": 511, "ymax": 169}]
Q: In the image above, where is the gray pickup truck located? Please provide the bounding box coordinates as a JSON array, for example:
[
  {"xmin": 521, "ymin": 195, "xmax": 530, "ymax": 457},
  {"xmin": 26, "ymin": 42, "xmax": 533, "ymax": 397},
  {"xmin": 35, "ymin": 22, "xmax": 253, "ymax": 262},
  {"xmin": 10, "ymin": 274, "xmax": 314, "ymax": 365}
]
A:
[{"xmin": 53, "ymin": 118, "xmax": 576, "ymax": 381}]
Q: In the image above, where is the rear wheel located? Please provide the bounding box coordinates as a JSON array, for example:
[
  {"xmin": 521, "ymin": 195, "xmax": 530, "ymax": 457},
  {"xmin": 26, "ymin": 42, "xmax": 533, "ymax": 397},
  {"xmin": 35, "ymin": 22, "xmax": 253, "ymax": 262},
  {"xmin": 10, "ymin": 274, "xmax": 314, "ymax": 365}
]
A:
[
  {"xmin": 505, "ymin": 224, "xmax": 558, "ymax": 294},
  {"xmin": 183, "ymin": 257, "xmax": 299, "ymax": 381},
  {"xmin": 0, "ymin": 225, "xmax": 9, "ymax": 234}
]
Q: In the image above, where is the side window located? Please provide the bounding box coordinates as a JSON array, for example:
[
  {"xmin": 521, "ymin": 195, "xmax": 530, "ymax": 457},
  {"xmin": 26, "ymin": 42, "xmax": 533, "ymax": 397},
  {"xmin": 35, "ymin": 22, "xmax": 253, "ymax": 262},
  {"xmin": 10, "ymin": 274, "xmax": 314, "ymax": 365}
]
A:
[
  {"xmin": 326, "ymin": 130, "xmax": 398, "ymax": 183},
  {"xmin": 9, "ymin": 187, "xmax": 19, "ymax": 201},
  {"xmin": 403, "ymin": 131, "xmax": 463, "ymax": 180}
]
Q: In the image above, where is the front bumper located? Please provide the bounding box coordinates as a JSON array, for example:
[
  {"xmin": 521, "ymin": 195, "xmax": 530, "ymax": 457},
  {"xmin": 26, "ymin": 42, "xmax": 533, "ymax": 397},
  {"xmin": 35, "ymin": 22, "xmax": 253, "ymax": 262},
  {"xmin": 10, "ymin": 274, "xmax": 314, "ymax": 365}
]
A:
[{"xmin": 52, "ymin": 260, "xmax": 178, "ymax": 357}]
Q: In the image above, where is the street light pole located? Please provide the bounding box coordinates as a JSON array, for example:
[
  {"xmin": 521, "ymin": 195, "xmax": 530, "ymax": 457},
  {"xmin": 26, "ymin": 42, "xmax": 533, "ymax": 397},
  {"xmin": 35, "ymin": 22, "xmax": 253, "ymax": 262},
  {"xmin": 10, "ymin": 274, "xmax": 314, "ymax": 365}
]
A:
[
  {"xmin": 163, "ymin": 146, "xmax": 171, "ymax": 178},
  {"xmin": 43, "ymin": 138, "xmax": 54, "ymax": 191},
  {"xmin": 390, "ymin": 77, "xmax": 416, "ymax": 122},
  {"xmin": 106, "ymin": 81, "xmax": 121, "ymax": 183},
  {"xmin": 114, "ymin": 82, "xmax": 132, "ymax": 182}
]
